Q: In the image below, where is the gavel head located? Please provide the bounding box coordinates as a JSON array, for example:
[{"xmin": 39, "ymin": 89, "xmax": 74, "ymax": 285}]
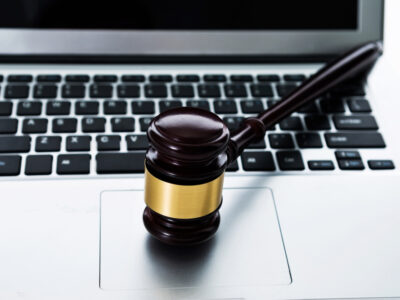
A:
[{"xmin": 143, "ymin": 107, "xmax": 230, "ymax": 246}]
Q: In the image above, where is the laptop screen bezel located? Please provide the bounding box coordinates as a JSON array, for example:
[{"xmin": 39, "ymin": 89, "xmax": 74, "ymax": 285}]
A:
[{"xmin": 0, "ymin": 0, "xmax": 383, "ymax": 58}]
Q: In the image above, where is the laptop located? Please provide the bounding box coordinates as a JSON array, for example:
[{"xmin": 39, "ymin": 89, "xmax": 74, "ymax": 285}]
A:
[{"xmin": 0, "ymin": 0, "xmax": 399, "ymax": 299}]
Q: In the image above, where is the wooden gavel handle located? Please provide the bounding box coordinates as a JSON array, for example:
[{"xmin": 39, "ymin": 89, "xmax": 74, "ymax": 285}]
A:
[{"xmin": 226, "ymin": 41, "xmax": 383, "ymax": 163}]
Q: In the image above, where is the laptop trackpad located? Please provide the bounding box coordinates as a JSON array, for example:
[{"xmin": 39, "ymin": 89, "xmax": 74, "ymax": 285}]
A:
[{"xmin": 100, "ymin": 188, "xmax": 291, "ymax": 290}]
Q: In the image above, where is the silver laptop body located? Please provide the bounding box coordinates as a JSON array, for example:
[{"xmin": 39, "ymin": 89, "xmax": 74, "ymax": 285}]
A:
[{"xmin": 1, "ymin": 0, "xmax": 399, "ymax": 299}]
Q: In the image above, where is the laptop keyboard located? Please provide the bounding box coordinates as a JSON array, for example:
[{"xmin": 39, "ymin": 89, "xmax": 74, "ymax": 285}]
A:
[{"xmin": 0, "ymin": 72, "xmax": 395, "ymax": 177}]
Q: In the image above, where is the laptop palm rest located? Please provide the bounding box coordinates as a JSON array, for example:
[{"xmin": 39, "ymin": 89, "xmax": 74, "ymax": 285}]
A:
[{"xmin": 100, "ymin": 188, "xmax": 291, "ymax": 290}]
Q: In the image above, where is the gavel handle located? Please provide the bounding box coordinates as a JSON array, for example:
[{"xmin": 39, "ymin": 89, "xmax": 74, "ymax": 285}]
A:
[{"xmin": 226, "ymin": 41, "xmax": 383, "ymax": 163}]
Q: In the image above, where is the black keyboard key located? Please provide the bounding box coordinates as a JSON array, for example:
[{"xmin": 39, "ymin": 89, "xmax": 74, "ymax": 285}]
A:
[
  {"xmin": 90, "ymin": 84, "xmax": 113, "ymax": 98},
  {"xmin": 52, "ymin": 118, "xmax": 77, "ymax": 133},
  {"xmin": 276, "ymin": 83, "xmax": 297, "ymax": 97},
  {"xmin": 325, "ymin": 133, "xmax": 385, "ymax": 148},
  {"xmin": 0, "ymin": 136, "xmax": 30, "ymax": 153},
  {"xmin": 267, "ymin": 100, "xmax": 279, "ymax": 108},
  {"xmin": 250, "ymin": 84, "xmax": 273, "ymax": 97},
  {"xmin": 8, "ymin": 75, "xmax": 33, "ymax": 82},
  {"xmin": 35, "ymin": 136, "xmax": 61, "ymax": 152},
  {"xmin": 198, "ymin": 84, "xmax": 221, "ymax": 98},
  {"xmin": 335, "ymin": 150, "xmax": 361, "ymax": 160},
  {"xmin": 283, "ymin": 74, "xmax": 306, "ymax": 82},
  {"xmin": 97, "ymin": 135, "xmax": 121, "ymax": 151},
  {"xmin": 268, "ymin": 134, "xmax": 294, "ymax": 149},
  {"xmin": 139, "ymin": 117, "xmax": 153, "ymax": 132},
  {"xmin": 214, "ymin": 100, "xmax": 237, "ymax": 114},
  {"xmin": 17, "ymin": 101, "xmax": 42, "ymax": 116},
  {"xmin": 111, "ymin": 117, "xmax": 135, "ymax": 132},
  {"xmin": 279, "ymin": 116, "xmax": 303, "ymax": 131},
  {"xmin": 176, "ymin": 75, "xmax": 200, "ymax": 82},
  {"xmin": 117, "ymin": 85, "xmax": 140, "ymax": 98},
  {"xmin": 36, "ymin": 75, "xmax": 61, "ymax": 82},
  {"xmin": 320, "ymin": 98, "xmax": 345, "ymax": 113},
  {"xmin": 368, "ymin": 160, "xmax": 395, "ymax": 170},
  {"xmin": 25, "ymin": 155, "xmax": 52, "ymax": 175},
  {"xmin": 331, "ymin": 82, "xmax": 365, "ymax": 96},
  {"xmin": 0, "ymin": 102, "xmax": 12, "ymax": 116},
  {"xmin": 224, "ymin": 84, "xmax": 247, "ymax": 97},
  {"xmin": 33, "ymin": 85, "xmax": 57, "ymax": 99},
  {"xmin": 257, "ymin": 74, "xmax": 280, "ymax": 82},
  {"xmin": 223, "ymin": 117, "xmax": 244, "ymax": 131},
  {"xmin": 186, "ymin": 100, "xmax": 210, "ymax": 111},
  {"xmin": 171, "ymin": 85, "xmax": 194, "ymax": 98},
  {"xmin": 66, "ymin": 136, "xmax": 91, "ymax": 152},
  {"xmin": 121, "ymin": 75, "xmax": 145, "ymax": 82},
  {"xmin": 57, "ymin": 154, "xmax": 91, "ymax": 174},
  {"xmin": 296, "ymin": 133, "xmax": 322, "ymax": 148},
  {"xmin": 226, "ymin": 160, "xmax": 239, "ymax": 172},
  {"xmin": 145, "ymin": 84, "xmax": 167, "ymax": 98},
  {"xmin": 248, "ymin": 138, "xmax": 266, "ymax": 149},
  {"xmin": 0, "ymin": 155, "xmax": 21, "ymax": 175},
  {"xmin": 22, "ymin": 118, "xmax": 48, "ymax": 133},
  {"xmin": 276, "ymin": 151, "xmax": 305, "ymax": 171},
  {"xmin": 334, "ymin": 151, "xmax": 362, "ymax": 171},
  {"xmin": 65, "ymin": 75, "xmax": 90, "ymax": 83},
  {"xmin": 333, "ymin": 115, "xmax": 378, "ymax": 130},
  {"xmin": 241, "ymin": 151, "xmax": 275, "ymax": 171},
  {"xmin": 62, "ymin": 85, "xmax": 85, "ymax": 98},
  {"xmin": 0, "ymin": 75, "xmax": 3, "ymax": 82},
  {"xmin": 46, "ymin": 101, "xmax": 71, "ymax": 115},
  {"xmin": 104, "ymin": 101, "xmax": 127, "ymax": 115},
  {"xmin": 126, "ymin": 134, "xmax": 149, "ymax": 150},
  {"xmin": 159, "ymin": 100, "xmax": 182, "ymax": 113},
  {"xmin": 5, "ymin": 85, "xmax": 29, "ymax": 99},
  {"xmin": 94, "ymin": 75, "xmax": 117, "ymax": 83},
  {"xmin": 149, "ymin": 75, "xmax": 172, "ymax": 82},
  {"xmin": 297, "ymin": 102, "xmax": 319, "ymax": 113},
  {"xmin": 131, "ymin": 101, "xmax": 155, "ymax": 114},
  {"xmin": 347, "ymin": 99, "xmax": 372, "ymax": 113},
  {"xmin": 308, "ymin": 160, "xmax": 334, "ymax": 171},
  {"xmin": 203, "ymin": 74, "xmax": 226, "ymax": 82},
  {"xmin": 0, "ymin": 119, "xmax": 18, "ymax": 134},
  {"xmin": 96, "ymin": 152, "xmax": 145, "ymax": 174},
  {"xmin": 240, "ymin": 100, "xmax": 264, "ymax": 114},
  {"xmin": 230, "ymin": 75, "xmax": 253, "ymax": 82},
  {"xmin": 82, "ymin": 117, "xmax": 106, "ymax": 133},
  {"xmin": 338, "ymin": 159, "xmax": 365, "ymax": 170},
  {"xmin": 305, "ymin": 115, "xmax": 331, "ymax": 130},
  {"xmin": 75, "ymin": 101, "xmax": 99, "ymax": 115}
]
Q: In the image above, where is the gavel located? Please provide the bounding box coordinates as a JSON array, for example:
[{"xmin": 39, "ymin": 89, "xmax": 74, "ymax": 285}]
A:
[{"xmin": 142, "ymin": 41, "xmax": 383, "ymax": 246}]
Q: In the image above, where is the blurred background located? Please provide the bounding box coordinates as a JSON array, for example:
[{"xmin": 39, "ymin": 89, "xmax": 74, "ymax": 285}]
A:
[{"xmin": 385, "ymin": 0, "xmax": 400, "ymax": 75}]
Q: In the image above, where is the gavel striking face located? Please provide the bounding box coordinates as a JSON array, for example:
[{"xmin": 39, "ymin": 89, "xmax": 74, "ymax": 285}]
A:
[{"xmin": 142, "ymin": 41, "xmax": 382, "ymax": 246}]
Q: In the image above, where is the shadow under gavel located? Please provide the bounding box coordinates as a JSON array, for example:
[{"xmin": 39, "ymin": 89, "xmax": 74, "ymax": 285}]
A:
[{"xmin": 142, "ymin": 41, "xmax": 383, "ymax": 246}]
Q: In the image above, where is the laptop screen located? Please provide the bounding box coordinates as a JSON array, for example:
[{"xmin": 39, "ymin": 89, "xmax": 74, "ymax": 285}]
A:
[{"xmin": 0, "ymin": 0, "xmax": 357, "ymax": 30}]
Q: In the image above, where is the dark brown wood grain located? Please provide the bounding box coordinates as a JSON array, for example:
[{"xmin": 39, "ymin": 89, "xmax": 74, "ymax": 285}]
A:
[
  {"xmin": 146, "ymin": 107, "xmax": 230, "ymax": 185},
  {"xmin": 227, "ymin": 41, "xmax": 383, "ymax": 161},
  {"xmin": 143, "ymin": 206, "xmax": 220, "ymax": 246},
  {"xmin": 143, "ymin": 41, "xmax": 382, "ymax": 246}
]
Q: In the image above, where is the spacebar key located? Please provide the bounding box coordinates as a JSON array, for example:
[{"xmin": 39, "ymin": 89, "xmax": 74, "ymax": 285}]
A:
[
  {"xmin": 96, "ymin": 152, "xmax": 145, "ymax": 174},
  {"xmin": 325, "ymin": 132, "xmax": 385, "ymax": 148}
]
